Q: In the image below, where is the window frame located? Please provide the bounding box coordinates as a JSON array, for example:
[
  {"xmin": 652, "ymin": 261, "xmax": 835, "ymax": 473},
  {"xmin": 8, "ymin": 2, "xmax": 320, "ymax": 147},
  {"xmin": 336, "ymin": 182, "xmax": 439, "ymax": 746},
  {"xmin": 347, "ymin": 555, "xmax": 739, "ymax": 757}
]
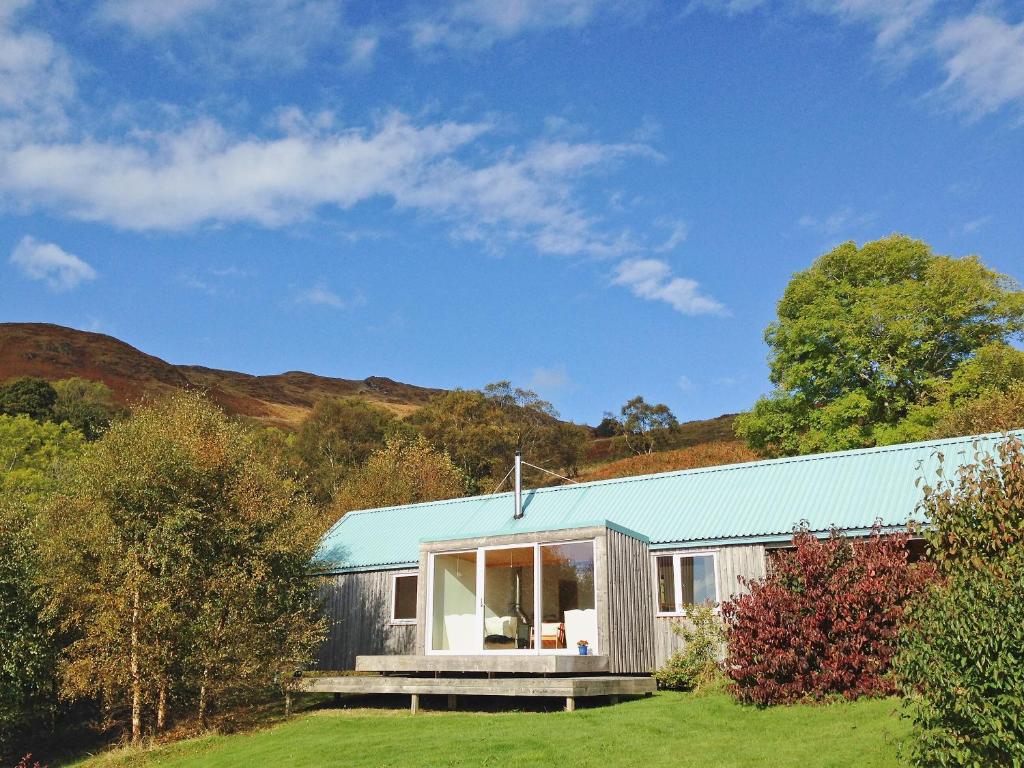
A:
[
  {"xmin": 652, "ymin": 550, "xmax": 720, "ymax": 617},
  {"xmin": 390, "ymin": 571, "xmax": 419, "ymax": 625}
]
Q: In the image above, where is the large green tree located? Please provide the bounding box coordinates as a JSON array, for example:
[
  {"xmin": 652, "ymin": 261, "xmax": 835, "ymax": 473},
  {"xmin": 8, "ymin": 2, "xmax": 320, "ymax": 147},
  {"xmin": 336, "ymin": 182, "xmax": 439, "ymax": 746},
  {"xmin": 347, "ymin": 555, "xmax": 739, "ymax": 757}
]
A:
[
  {"xmin": 736, "ymin": 236, "xmax": 1024, "ymax": 456},
  {"xmin": 0, "ymin": 415, "xmax": 85, "ymax": 498},
  {"xmin": 410, "ymin": 382, "xmax": 587, "ymax": 491},
  {"xmin": 50, "ymin": 378, "xmax": 124, "ymax": 440},
  {"xmin": 0, "ymin": 378, "xmax": 57, "ymax": 422},
  {"xmin": 293, "ymin": 397, "xmax": 398, "ymax": 504},
  {"xmin": 40, "ymin": 393, "xmax": 325, "ymax": 743}
]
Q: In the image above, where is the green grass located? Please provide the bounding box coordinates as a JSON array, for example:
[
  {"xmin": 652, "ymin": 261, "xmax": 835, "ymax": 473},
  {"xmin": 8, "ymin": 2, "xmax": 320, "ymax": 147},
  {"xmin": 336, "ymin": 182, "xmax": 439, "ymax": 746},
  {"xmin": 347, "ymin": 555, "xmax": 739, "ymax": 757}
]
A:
[{"xmin": 69, "ymin": 692, "xmax": 908, "ymax": 768}]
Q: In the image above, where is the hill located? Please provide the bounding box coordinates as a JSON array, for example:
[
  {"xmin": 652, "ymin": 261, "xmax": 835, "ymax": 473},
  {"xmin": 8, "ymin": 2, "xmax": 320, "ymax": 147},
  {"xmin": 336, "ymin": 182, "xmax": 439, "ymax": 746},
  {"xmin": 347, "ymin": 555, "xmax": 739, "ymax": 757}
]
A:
[
  {"xmin": 0, "ymin": 323, "xmax": 442, "ymax": 428},
  {"xmin": 0, "ymin": 325, "xmax": 745, "ymax": 466},
  {"xmin": 578, "ymin": 441, "xmax": 758, "ymax": 482}
]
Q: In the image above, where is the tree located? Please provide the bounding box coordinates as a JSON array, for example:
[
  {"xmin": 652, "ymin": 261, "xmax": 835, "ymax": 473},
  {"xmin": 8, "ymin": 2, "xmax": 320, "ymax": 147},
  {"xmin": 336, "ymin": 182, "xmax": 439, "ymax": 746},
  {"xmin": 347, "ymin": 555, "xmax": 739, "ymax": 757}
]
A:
[
  {"xmin": 50, "ymin": 378, "xmax": 124, "ymax": 440},
  {"xmin": 40, "ymin": 392, "xmax": 325, "ymax": 743},
  {"xmin": 0, "ymin": 497, "xmax": 59, "ymax": 757},
  {"xmin": 0, "ymin": 415, "xmax": 85, "ymax": 499},
  {"xmin": 329, "ymin": 436, "xmax": 466, "ymax": 524},
  {"xmin": 896, "ymin": 437, "xmax": 1024, "ymax": 766},
  {"xmin": 736, "ymin": 236, "xmax": 1024, "ymax": 456},
  {"xmin": 617, "ymin": 396, "xmax": 679, "ymax": 455},
  {"xmin": 410, "ymin": 383, "xmax": 586, "ymax": 492},
  {"xmin": 293, "ymin": 398, "xmax": 397, "ymax": 504},
  {"xmin": 0, "ymin": 378, "xmax": 57, "ymax": 423}
]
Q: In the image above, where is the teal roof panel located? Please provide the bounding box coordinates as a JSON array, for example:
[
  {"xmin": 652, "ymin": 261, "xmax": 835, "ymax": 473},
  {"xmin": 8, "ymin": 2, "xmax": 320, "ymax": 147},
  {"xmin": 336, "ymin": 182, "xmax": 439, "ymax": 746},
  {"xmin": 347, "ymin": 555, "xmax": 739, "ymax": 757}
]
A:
[{"xmin": 315, "ymin": 431, "xmax": 1019, "ymax": 573}]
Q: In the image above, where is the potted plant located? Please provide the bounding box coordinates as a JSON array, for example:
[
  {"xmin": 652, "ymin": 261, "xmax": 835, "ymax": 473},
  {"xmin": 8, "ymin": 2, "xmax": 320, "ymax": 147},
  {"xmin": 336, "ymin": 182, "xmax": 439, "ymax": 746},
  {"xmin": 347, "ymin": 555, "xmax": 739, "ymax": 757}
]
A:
[{"xmin": 577, "ymin": 639, "xmax": 590, "ymax": 656}]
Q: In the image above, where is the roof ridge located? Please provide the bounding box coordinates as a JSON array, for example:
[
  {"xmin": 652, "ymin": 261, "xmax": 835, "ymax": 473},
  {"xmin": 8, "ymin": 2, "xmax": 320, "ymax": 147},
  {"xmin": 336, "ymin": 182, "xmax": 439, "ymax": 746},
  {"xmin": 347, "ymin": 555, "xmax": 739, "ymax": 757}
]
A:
[{"xmin": 337, "ymin": 430, "xmax": 1021, "ymax": 519}]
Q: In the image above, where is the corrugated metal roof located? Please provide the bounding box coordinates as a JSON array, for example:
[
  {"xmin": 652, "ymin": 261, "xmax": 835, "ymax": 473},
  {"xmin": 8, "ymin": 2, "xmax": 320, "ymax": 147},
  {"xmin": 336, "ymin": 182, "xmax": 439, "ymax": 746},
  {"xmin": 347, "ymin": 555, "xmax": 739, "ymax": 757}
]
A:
[{"xmin": 315, "ymin": 431, "xmax": 1020, "ymax": 573}]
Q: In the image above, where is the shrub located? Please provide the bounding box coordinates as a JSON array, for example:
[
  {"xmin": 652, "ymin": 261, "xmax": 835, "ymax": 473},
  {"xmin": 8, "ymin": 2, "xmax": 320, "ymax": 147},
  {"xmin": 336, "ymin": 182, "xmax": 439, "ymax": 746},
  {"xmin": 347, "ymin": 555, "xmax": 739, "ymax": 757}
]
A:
[
  {"xmin": 654, "ymin": 605, "xmax": 725, "ymax": 692},
  {"xmin": 896, "ymin": 436, "xmax": 1024, "ymax": 766},
  {"xmin": 722, "ymin": 526, "xmax": 934, "ymax": 705}
]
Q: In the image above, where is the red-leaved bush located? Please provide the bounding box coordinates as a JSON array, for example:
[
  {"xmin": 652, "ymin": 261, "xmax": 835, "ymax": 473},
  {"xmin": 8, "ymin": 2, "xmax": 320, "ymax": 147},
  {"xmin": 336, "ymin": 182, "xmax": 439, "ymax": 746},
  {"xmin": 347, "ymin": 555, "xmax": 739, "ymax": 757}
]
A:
[{"xmin": 722, "ymin": 525, "xmax": 935, "ymax": 705}]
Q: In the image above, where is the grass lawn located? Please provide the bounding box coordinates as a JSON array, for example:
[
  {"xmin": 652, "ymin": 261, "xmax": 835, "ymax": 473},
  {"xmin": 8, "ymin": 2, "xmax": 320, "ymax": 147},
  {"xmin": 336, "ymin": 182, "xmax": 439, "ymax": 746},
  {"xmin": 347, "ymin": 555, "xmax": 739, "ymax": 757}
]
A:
[{"xmin": 70, "ymin": 692, "xmax": 908, "ymax": 768}]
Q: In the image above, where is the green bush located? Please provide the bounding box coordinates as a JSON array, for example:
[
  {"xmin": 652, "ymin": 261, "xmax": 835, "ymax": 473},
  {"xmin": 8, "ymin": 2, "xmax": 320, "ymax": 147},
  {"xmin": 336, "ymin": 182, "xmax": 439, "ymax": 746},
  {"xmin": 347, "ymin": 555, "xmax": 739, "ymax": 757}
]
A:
[
  {"xmin": 897, "ymin": 548, "xmax": 1024, "ymax": 766},
  {"xmin": 654, "ymin": 604, "xmax": 724, "ymax": 692},
  {"xmin": 896, "ymin": 436, "xmax": 1024, "ymax": 766}
]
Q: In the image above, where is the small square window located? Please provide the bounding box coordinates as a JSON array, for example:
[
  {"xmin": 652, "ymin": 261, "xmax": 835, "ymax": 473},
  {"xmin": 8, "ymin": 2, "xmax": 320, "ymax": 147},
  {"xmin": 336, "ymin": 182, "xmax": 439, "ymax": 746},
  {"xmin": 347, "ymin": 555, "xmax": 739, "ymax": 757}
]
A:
[
  {"xmin": 392, "ymin": 574, "xmax": 417, "ymax": 622},
  {"xmin": 655, "ymin": 553, "xmax": 718, "ymax": 614}
]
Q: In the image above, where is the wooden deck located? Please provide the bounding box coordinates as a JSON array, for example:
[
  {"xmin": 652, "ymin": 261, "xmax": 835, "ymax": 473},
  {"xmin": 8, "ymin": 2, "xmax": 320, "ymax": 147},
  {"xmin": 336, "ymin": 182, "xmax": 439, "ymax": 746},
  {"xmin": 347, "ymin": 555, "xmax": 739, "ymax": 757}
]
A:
[
  {"xmin": 296, "ymin": 673, "xmax": 656, "ymax": 713},
  {"xmin": 355, "ymin": 654, "xmax": 609, "ymax": 674}
]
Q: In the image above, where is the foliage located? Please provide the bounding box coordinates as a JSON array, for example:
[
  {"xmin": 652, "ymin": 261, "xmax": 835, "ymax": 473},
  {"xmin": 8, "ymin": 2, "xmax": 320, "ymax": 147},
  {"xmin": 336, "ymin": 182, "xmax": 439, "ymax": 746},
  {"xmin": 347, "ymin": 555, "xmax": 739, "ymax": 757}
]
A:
[
  {"xmin": 39, "ymin": 392, "xmax": 326, "ymax": 743},
  {"xmin": 723, "ymin": 526, "xmax": 934, "ymax": 705},
  {"xmin": 929, "ymin": 380, "xmax": 1024, "ymax": 439},
  {"xmin": 579, "ymin": 441, "xmax": 758, "ymax": 482},
  {"xmin": 50, "ymin": 378, "xmax": 124, "ymax": 440},
  {"xmin": 735, "ymin": 236, "xmax": 1024, "ymax": 457},
  {"xmin": 329, "ymin": 436, "xmax": 467, "ymax": 523},
  {"xmin": 0, "ymin": 496, "xmax": 59, "ymax": 756},
  {"xmin": 0, "ymin": 415, "xmax": 85, "ymax": 498},
  {"xmin": 70, "ymin": 692, "xmax": 908, "ymax": 768},
  {"xmin": 654, "ymin": 605, "xmax": 725, "ymax": 692},
  {"xmin": 896, "ymin": 437, "xmax": 1024, "ymax": 766},
  {"xmin": 293, "ymin": 398, "xmax": 398, "ymax": 504},
  {"xmin": 409, "ymin": 382, "xmax": 587, "ymax": 492},
  {"xmin": 0, "ymin": 378, "xmax": 58, "ymax": 422}
]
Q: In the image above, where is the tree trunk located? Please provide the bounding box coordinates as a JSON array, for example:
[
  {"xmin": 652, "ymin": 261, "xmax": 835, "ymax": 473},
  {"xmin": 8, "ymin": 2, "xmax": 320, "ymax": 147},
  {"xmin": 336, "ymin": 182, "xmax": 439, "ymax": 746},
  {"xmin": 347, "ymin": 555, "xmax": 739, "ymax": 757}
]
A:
[
  {"xmin": 157, "ymin": 683, "xmax": 167, "ymax": 732},
  {"xmin": 130, "ymin": 586, "xmax": 142, "ymax": 745},
  {"xmin": 198, "ymin": 674, "xmax": 208, "ymax": 730}
]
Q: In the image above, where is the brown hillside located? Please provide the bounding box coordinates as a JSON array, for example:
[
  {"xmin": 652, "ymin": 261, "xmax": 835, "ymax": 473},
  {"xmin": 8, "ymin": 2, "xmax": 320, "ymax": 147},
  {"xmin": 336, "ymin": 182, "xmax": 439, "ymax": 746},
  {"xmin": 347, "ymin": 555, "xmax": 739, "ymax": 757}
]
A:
[
  {"xmin": 579, "ymin": 441, "xmax": 759, "ymax": 482},
  {"xmin": 0, "ymin": 323, "xmax": 442, "ymax": 428}
]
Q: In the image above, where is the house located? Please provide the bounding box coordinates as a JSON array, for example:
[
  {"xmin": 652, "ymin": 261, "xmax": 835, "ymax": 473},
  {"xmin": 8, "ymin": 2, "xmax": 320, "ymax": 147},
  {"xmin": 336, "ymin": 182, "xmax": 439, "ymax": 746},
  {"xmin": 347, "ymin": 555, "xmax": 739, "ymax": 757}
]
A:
[{"xmin": 303, "ymin": 430, "xmax": 1009, "ymax": 711}]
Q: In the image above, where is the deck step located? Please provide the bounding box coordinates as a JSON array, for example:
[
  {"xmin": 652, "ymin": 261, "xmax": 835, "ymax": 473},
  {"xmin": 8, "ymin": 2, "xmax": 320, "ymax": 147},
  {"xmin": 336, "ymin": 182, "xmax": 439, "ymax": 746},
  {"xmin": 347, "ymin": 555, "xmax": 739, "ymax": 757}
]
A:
[
  {"xmin": 355, "ymin": 654, "xmax": 608, "ymax": 674},
  {"xmin": 297, "ymin": 674, "xmax": 655, "ymax": 698}
]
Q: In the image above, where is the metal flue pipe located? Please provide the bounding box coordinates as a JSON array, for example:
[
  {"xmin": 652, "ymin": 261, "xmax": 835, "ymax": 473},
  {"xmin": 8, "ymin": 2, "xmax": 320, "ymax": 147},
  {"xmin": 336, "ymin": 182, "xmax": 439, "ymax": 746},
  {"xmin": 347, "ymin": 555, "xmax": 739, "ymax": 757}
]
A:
[{"xmin": 513, "ymin": 450, "xmax": 523, "ymax": 519}]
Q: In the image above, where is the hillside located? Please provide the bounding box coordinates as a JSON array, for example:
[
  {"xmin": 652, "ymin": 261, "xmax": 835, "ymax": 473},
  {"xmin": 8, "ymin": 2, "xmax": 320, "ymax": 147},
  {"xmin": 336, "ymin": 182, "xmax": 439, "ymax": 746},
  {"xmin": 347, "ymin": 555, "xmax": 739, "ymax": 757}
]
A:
[
  {"xmin": 0, "ymin": 323, "xmax": 442, "ymax": 428},
  {"xmin": 0, "ymin": 325, "xmax": 745, "ymax": 465},
  {"xmin": 578, "ymin": 441, "xmax": 758, "ymax": 482}
]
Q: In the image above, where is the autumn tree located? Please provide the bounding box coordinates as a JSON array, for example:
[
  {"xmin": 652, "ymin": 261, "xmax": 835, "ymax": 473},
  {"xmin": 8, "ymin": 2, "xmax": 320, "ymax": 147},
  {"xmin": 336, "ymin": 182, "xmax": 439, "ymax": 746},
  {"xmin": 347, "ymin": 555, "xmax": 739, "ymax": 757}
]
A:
[
  {"xmin": 294, "ymin": 397, "xmax": 398, "ymax": 504},
  {"xmin": 736, "ymin": 236, "xmax": 1024, "ymax": 456},
  {"xmin": 329, "ymin": 436, "xmax": 466, "ymax": 523},
  {"xmin": 0, "ymin": 415, "xmax": 85, "ymax": 499},
  {"xmin": 40, "ymin": 393, "xmax": 325, "ymax": 743}
]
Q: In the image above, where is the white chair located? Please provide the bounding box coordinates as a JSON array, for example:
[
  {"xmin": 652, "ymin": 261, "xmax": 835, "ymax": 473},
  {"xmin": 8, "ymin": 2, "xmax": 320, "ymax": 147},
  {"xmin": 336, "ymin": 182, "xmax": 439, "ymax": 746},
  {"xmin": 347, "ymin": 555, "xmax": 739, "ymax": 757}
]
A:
[{"xmin": 563, "ymin": 609, "xmax": 597, "ymax": 651}]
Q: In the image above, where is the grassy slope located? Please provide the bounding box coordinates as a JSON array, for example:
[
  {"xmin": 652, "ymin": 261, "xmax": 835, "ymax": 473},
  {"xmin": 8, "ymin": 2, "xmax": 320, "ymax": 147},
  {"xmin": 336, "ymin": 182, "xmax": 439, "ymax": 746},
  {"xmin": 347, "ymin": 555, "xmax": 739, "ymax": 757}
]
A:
[
  {"xmin": 579, "ymin": 442, "xmax": 759, "ymax": 482},
  {"xmin": 72, "ymin": 693, "xmax": 907, "ymax": 768}
]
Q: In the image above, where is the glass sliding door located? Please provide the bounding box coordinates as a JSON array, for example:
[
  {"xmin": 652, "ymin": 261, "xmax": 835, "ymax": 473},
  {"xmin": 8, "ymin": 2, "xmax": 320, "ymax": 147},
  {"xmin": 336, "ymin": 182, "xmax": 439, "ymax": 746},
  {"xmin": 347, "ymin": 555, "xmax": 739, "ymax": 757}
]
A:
[
  {"xmin": 481, "ymin": 546, "xmax": 535, "ymax": 650},
  {"xmin": 430, "ymin": 551, "xmax": 478, "ymax": 651},
  {"xmin": 540, "ymin": 542, "xmax": 596, "ymax": 652}
]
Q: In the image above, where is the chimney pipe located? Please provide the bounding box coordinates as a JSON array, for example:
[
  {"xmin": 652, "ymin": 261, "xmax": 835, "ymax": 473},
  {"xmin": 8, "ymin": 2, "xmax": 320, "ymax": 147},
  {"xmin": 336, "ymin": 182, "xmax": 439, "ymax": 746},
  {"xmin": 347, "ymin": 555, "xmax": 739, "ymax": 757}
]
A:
[{"xmin": 513, "ymin": 450, "xmax": 523, "ymax": 519}]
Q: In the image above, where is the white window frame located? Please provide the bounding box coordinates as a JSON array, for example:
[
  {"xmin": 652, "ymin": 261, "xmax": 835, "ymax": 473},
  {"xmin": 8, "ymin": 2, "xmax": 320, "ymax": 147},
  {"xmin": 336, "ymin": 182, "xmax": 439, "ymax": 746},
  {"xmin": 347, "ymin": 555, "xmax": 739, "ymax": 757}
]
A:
[
  {"xmin": 389, "ymin": 571, "xmax": 419, "ymax": 626},
  {"xmin": 424, "ymin": 539, "xmax": 598, "ymax": 656},
  {"xmin": 652, "ymin": 550, "xmax": 720, "ymax": 617}
]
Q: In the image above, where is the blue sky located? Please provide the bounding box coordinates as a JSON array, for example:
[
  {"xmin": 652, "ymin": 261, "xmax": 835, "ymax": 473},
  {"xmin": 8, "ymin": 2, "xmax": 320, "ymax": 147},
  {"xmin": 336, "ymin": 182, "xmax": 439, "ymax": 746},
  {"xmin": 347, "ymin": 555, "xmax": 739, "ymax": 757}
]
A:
[{"xmin": 1, "ymin": 0, "xmax": 1022, "ymax": 425}]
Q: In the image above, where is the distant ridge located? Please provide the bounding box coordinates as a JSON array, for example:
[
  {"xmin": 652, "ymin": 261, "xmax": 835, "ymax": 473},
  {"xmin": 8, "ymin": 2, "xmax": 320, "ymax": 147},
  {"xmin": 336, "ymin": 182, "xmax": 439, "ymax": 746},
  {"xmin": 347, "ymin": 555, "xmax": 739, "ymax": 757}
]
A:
[{"xmin": 0, "ymin": 323, "xmax": 442, "ymax": 428}]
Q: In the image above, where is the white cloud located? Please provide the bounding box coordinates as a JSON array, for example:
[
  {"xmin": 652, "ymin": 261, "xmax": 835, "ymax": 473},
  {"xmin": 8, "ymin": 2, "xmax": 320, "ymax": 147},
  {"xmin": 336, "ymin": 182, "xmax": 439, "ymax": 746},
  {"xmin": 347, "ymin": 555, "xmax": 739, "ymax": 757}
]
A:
[
  {"xmin": 797, "ymin": 206, "xmax": 876, "ymax": 236},
  {"xmin": 935, "ymin": 14, "xmax": 1024, "ymax": 119},
  {"xmin": 96, "ymin": 0, "xmax": 218, "ymax": 34},
  {"xmin": 653, "ymin": 219, "xmax": 688, "ymax": 253},
  {"xmin": 677, "ymin": 374, "xmax": 694, "ymax": 391},
  {"xmin": 95, "ymin": 0, "xmax": 344, "ymax": 72},
  {"xmin": 9, "ymin": 235, "xmax": 96, "ymax": 291},
  {"xmin": 410, "ymin": 0, "xmax": 632, "ymax": 50},
  {"xmin": 612, "ymin": 258, "xmax": 726, "ymax": 316},
  {"xmin": 347, "ymin": 33, "xmax": 380, "ymax": 69},
  {"xmin": 296, "ymin": 283, "xmax": 362, "ymax": 309},
  {"xmin": 0, "ymin": 112, "xmax": 654, "ymax": 258},
  {"xmin": 0, "ymin": 1, "xmax": 75, "ymax": 140},
  {"xmin": 529, "ymin": 364, "xmax": 572, "ymax": 392}
]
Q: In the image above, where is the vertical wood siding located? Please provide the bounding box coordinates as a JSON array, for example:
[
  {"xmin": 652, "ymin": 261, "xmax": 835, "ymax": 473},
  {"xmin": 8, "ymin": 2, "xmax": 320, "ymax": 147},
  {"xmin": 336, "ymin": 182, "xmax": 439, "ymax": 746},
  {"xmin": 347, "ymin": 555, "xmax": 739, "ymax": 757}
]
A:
[
  {"xmin": 652, "ymin": 544, "xmax": 766, "ymax": 667},
  {"xmin": 315, "ymin": 570, "xmax": 416, "ymax": 671},
  {"xmin": 606, "ymin": 529, "xmax": 656, "ymax": 674}
]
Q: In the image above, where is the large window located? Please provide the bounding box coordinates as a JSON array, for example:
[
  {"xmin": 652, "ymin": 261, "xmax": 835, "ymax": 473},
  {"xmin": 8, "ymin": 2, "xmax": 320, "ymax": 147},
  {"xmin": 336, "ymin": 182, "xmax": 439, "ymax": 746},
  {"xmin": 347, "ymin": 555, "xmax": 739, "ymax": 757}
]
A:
[
  {"xmin": 427, "ymin": 540, "xmax": 597, "ymax": 654},
  {"xmin": 430, "ymin": 551, "xmax": 477, "ymax": 651},
  {"xmin": 391, "ymin": 573, "xmax": 418, "ymax": 623},
  {"xmin": 655, "ymin": 553, "xmax": 718, "ymax": 614}
]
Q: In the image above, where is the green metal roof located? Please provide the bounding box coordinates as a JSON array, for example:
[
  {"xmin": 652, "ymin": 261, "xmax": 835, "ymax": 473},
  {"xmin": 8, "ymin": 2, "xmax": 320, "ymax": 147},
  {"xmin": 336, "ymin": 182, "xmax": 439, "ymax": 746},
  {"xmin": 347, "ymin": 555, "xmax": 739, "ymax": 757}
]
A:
[{"xmin": 315, "ymin": 431, "xmax": 1019, "ymax": 573}]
